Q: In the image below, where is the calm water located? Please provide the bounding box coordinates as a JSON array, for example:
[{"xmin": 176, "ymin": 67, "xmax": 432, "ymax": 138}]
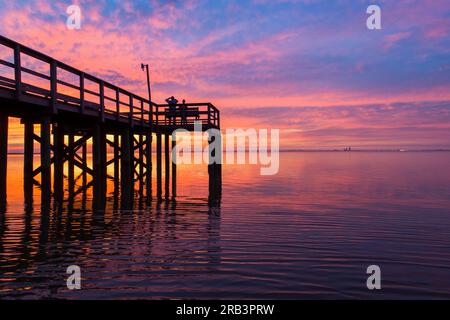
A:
[{"xmin": 1, "ymin": 152, "xmax": 450, "ymax": 299}]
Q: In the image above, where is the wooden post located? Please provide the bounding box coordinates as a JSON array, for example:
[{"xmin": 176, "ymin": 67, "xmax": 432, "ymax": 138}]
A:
[
  {"xmin": 129, "ymin": 95, "xmax": 133, "ymax": 127},
  {"xmin": 24, "ymin": 122, "xmax": 33, "ymax": 181},
  {"xmin": 80, "ymin": 73, "xmax": 85, "ymax": 114},
  {"xmin": 114, "ymin": 134, "xmax": 120, "ymax": 192},
  {"xmin": 165, "ymin": 133, "xmax": 170, "ymax": 199},
  {"xmin": 146, "ymin": 133, "xmax": 152, "ymax": 200},
  {"xmin": 82, "ymin": 139, "xmax": 87, "ymax": 189},
  {"xmin": 121, "ymin": 129, "xmax": 133, "ymax": 209},
  {"xmin": 115, "ymin": 89, "xmax": 120, "ymax": 121},
  {"xmin": 0, "ymin": 115, "xmax": 8, "ymax": 208},
  {"xmin": 50, "ymin": 60, "xmax": 57, "ymax": 114},
  {"xmin": 14, "ymin": 45, "xmax": 21, "ymax": 100},
  {"xmin": 24, "ymin": 121, "xmax": 34, "ymax": 207},
  {"xmin": 172, "ymin": 133, "xmax": 176, "ymax": 198},
  {"xmin": 164, "ymin": 133, "xmax": 170, "ymax": 198},
  {"xmin": 208, "ymin": 132, "xmax": 222, "ymax": 205},
  {"xmin": 139, "ymin": 134, "xmax": 144, "ymax": 196},
  {"xmin": 156, "ymin": 133, "xmax": 162, "ymax": 199},
  {"xmin": 121, "ymin": 129, "xmax": 132, "ymax": 204},
  {"xmin": 52, "ymin": 123, "xmax": 64, "ymax": 204},
  {"xmin": 68, "ymin": 133, "xmax": 75, "ymax": 197},
  {"xmin": 208, "ymin": 104, "xmax": 211, "ymax": 125},
  {"xmin": 93, "ymin": 124, "xmax": 106, "ymax": 210},
  {"xmin": 217, "ymin": 110, "xmax": 220, "ymax": 128},
  {"xmin": 99, "ymin": 81, "xmax": 105, "ymax": 122},
  {"xmin": 40, "ymin": 119, "xmax": 51, "ymax": 204}
]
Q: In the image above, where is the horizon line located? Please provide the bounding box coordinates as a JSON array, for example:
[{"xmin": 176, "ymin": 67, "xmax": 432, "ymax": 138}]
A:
[{"xmin": 6, "ymin": 149, "xmax": 450, "ymax": 155}]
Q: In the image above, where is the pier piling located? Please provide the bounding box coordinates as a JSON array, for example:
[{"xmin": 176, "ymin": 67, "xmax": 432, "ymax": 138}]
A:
[
  {"xmin": 172, "ymin": 134, "xmax": 177, "ymax": 198},
  {"xmin": 165, "ymin": 133, "xmax": 170, "ymax": 199},
  {"xmin": 156, "ymin": 133, "xmax": 162, "ymax": 199},
  {"xmin": 53, "ymin": 123, "xmax": 64, "ymax": 204},
  {"xmin": 40, "ymin": 119, "xmax": 51, "ymax": 205},
  {"xmin": 0, "ymin": 115, "xmax": 8, "ymax": 209}
]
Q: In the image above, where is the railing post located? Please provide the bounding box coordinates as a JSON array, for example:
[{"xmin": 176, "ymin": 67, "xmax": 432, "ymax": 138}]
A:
[
  {"xmin": 147, "ymin": 102, "xmax": 151, "ymax": 125},
  {"xmin": 99, "ymin": 81, "xmax": 105, "ymax": 122},
  {"xmin": 141, "ymin": 100, "xmax": 144, "ymax": 126},
  {"xmin": 116, "ymin": 89, "xmax": 120, "ymax": 121},
  {"xmin": 150, "ymin": 102, "xmax": 153, "ymax": 131},
  {"xmin": 217, "ymin": 110, "xmax": 220, "ymax": 128},
  {"xmin": 80, "ymin": 73, "xmax": 85, "ymax": 114},
  {"xmin": 208, "ymin": 104, "xmax": 211, "ymax": 125},
  {"xmin": 14, "ymin": 44, "xmax": 21, "ymax": 100},
  {"xmin": 129, "ymin": 95, "xmax": 133, "ymax": 127},
  {"xmin": 50, "ymin": 60, "xmax": 57, "ymax": 114}
]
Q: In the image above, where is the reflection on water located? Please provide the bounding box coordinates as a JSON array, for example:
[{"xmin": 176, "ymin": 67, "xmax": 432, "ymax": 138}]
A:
[{"xmin": 1, "ymin": 152, "xmax": 450, "ymax": 299}]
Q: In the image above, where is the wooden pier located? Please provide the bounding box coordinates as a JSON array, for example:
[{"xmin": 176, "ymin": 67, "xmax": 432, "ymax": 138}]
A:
[{"xmin": 0, "ymin": 35, "xmax": 221, "ymax": 212}]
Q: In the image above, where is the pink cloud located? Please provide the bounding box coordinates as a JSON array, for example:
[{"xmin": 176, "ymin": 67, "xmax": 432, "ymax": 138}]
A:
[{"xmin": 383, "ymin": 32, "xmax": 412, "ymax": 50}]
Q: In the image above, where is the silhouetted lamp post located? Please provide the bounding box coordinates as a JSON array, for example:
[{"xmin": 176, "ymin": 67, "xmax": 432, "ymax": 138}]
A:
[{"xmin": 141, "ymin": 63, "xmax": 153, "ymax": 129}]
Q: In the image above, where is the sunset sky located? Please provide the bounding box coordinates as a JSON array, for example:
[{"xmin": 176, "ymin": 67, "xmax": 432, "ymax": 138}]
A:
[{"xmin": 0, "ymin": 0, "xmax": 449, "ymax": 150}]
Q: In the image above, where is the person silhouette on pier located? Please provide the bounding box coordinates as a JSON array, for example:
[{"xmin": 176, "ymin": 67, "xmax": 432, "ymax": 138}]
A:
[
  {"xmin": 165, "ymin": 96, "xmax": 178, "ymax": 125},
  {"xmin": 181, "ymin": 99, "xmax": 188, "ymax": 126}
]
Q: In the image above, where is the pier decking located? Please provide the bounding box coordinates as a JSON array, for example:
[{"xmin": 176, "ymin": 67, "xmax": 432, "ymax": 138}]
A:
[{"xmin": 0, "ymin": 35, "xmax": 221, "ymax": 211}]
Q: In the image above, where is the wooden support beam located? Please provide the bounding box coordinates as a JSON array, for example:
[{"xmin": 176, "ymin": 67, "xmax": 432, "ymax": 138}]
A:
[
  {"xmin": 53, "ymin": 123, "xmax": 64, "ymax": 204},
  {"xmin": 172, "ymin": 133, "xmax": 176, "ymax": 198},
  {"xmin": 82, "ymin": 141, "xmax": 87, "ymax": 188},
  {"xmin": 72, "ymin": 180, "xmax": 94, "ymax": 199},
  {"xmin": 73, "ymin": 152, "xmax": 84, "ymax": 164},
  {"xmin": 207, "ymin": 132, "xmax": 222, "ymax": 205},
  {"xmin": 50, "ymin": 60, "xmax": 57, "ymax": 114},
  {"xmin": 68, "ymin": 134, "xmax": 75, "ymax": 197},
  {"xmin": 121, "ymin": 129, "xmax": 132, "ymax": 191},
  {"xmin": 113, "ymin": 134, "xmax": 120, "ymax": 193},
  {"xmin": 146, "ymin": 133, "xmax": 152, "ymax": 200},
  {"xmin": 92, "ymin": 124, "xmax": 106, "ymax": 210},
  {"xmin": 165, "ymin": 133, "xmax": 170, "ymax": 199},
  {"xmin": 24, "ymin": 121, "xmax": 34, "ymax": 208},
  {"xmin": 40, "ymin": 119, "xmax": 51, "ymax": 204},
  {"xmin": 106, "ymin": 137, "xmax": 120, "ymax": 150},
  {"xmin": 70, "ymin": 157, "xmax": 94, "ymax": 176},
  {"xmin": 0, "ymin": 115, "xmax": 8, "ymax": 208},
  {"xmin": 23, "ymin": 122, "xmax": 34, "ymax": 185},
  {"xmin": 139, "ymin": 134, "xmax": 144, "ymax": 192},
  {"xmin": 156, "ymin": 133, "xmax": 162, "ymax": 199},
  {"xmin": 63, "ymin": 134, "xmax": 90, "ymax": 157},
  {"xmin": 14, "ymin": 44, "xmax": 21, "ymax": 100},
  {"xmin": 121, "ymin": 129, "xmax": 133, "ymax": 208}
]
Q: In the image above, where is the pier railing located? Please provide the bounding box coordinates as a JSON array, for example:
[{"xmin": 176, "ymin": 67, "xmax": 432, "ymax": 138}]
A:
[
  {"xmin": 0, "ymin": 35, "xmax": 220, "ymax": 129},
  {"xmin": 155, "ymin": 103, "xmax": 220, "ymax": 128}
]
